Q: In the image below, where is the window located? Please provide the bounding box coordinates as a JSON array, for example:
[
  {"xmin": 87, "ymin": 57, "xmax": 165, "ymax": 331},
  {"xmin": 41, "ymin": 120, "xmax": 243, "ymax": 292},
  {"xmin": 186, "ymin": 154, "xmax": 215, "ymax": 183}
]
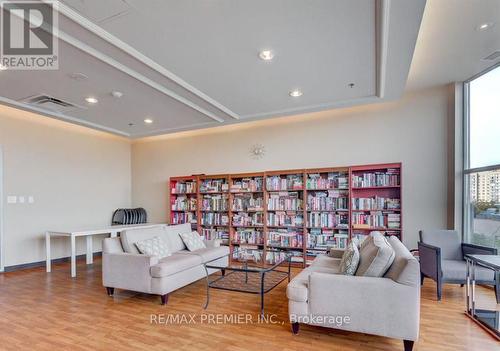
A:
[{"xmin": 463, "ymin": 64, "xmax": 500, "ymax": 249}]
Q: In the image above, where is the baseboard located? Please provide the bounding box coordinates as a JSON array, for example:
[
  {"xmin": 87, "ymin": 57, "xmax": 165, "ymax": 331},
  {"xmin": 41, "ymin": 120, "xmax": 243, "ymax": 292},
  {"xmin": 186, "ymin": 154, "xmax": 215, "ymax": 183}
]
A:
[{"xmin": 3, "ymin": 252, "xmax": 102, "ymax": 272}]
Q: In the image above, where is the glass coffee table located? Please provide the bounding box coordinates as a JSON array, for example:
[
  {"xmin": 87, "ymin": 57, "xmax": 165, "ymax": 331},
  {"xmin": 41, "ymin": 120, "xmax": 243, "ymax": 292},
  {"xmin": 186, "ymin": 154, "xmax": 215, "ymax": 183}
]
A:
[{"xmin": 203, "ymin": 247, "xmax": 292, "ymax": 316}]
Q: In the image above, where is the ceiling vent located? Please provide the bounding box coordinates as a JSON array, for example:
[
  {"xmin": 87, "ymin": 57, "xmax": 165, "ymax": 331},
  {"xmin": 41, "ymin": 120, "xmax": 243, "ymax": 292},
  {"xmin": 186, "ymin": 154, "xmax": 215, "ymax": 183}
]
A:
[
  {"xmin": 483, "ymin": 51, "xmax": 500, "ymax": 61},
  {"xmin": 19, "ymin": 94, "xmax": 85, "ymax": 114}
]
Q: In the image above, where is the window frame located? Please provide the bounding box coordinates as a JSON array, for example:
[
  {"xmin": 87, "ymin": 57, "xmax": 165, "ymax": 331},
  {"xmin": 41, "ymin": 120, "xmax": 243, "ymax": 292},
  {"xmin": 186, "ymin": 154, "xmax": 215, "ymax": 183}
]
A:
[{"xmin": 462, "ymin": 62, "xmax": 500, "ymax": 244}]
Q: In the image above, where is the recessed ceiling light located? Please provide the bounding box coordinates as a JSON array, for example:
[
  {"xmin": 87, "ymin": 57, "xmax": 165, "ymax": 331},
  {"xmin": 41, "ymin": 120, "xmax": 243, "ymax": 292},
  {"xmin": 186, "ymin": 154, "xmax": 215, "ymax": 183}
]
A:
[
  {"xmin": 259, "ymin": 50, "xmax": 274, "ymax": 61},
  {"xmin": 289, "ymin": 89, "xmax": 303, "ymax": 97},
  {"xmin": 144, "ymin": 118, "xmax": 154, "ymax": 124},
  {"xmin": 477, "ymin": 22, "xmax": 494, "ymax": 31},
  {"xmin": 111, "ymin": 91, "xmax": 123, "ymax": 98},
  {"xmin": 85, "ymin": 96, "xmax": 98, "ymax": 104}
]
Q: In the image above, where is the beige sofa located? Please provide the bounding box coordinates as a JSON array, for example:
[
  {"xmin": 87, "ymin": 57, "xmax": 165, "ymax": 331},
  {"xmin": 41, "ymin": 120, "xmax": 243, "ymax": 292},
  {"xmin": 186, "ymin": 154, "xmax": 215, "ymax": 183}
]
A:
[
  {"xmin": 102, "ymin": 223, "xmax": 229, "ymax": 304},
  {"xmin": 287, "ymin": 236, "xmax": 420, "ymax": 351}
]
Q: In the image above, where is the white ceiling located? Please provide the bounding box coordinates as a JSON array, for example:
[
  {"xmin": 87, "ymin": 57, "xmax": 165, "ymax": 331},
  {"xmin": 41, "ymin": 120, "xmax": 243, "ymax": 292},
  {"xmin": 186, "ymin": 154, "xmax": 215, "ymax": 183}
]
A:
[{"xmin": 0, "ymin": 0, "xmax": 427, "ymax": 138}]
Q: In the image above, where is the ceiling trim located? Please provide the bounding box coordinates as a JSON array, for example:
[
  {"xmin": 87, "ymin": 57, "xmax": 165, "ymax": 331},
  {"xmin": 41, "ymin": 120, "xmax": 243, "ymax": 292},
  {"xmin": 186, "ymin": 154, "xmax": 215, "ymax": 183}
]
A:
[
  {"xmin": 55, "ymin": 28, "xmax": 225, "ymax": 123},
  {"xmin": 130, "ymin": 121, "xmax": 218, "ymax": 139},
  {"xmin": 0, "ymin": 95, "xmax": 131, "ymax": 136},
  {"xmin": 239, "ymin": 95, "xmax": 380, "ymax": 121},
  {"xmin": 376, "ymin": 0, "xmax": 390, "ymax": 98},
  {"xmin": 4, "ymin": 2, "xmax": 225, "ymax": 125},
  {"xmin": 50, "ymin": 0, "xmax": 240, "ymax": 120}
]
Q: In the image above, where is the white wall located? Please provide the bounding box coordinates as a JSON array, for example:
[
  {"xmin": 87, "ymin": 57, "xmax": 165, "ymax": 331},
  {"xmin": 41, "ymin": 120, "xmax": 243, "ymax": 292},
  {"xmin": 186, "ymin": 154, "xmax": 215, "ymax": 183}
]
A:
[
  {"xmin": 132, "ymin": 86, "xmax": 451, "ymax": 249},
  {"xmin": 0, "ymin": 105, "xmax": 131, "ymax": 267}
]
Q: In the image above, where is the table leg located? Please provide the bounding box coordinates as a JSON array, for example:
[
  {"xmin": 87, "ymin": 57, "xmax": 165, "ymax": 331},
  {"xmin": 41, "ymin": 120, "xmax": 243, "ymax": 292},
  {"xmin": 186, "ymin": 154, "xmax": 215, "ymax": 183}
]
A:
[
  {"xmin": 203, "ymin": 264, "xmax": 210, "ymax": 309},
  {"xmin": 466, "ymin": 258, "xmax": 470, "ymax": 313},
  {"xmin": 86, "ymin": 236, "xmax": 93, "ymax": 265},
  {"xmin": 471, "ymin": 260, "xmax": 476, "ymax": 316},
  {"xmin": 45, "ymin": 232, "xmax": 51, "ymax": 273},
  {"xmin": 260, "ymin": 272, "xmax": 266, "ymax": 317},
  {"xmin": 288, "ymin": 257, "xmax": 291, "ymax": 282},
  {"xmin": 70, "ymin": 234, "xmax": 76, "ymax": 278}
]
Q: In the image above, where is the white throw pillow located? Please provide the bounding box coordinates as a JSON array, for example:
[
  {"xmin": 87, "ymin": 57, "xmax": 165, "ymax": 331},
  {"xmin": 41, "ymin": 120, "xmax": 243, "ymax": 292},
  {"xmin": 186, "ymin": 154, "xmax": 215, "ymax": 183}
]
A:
[
  {"xmin": 179, "ymin": 231, "xmax": 206, "ymax": 251},
  {"xmin": 339, "ymin": 240, "xmax": 360, "ymax": 275},
  {"xmin": 355, "ymin": 231, "xmax": 395, "ymax": 277},
  {"xmin": 135, "ymin": 236, "xmax": 171, "ymax": 259}
]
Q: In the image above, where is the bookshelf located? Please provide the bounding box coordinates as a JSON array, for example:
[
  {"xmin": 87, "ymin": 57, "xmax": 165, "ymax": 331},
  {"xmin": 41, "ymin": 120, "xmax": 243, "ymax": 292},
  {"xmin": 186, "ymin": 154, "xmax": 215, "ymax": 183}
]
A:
[
  {"xmin": 198, "ymin": 174, "xmax": 230, "ymax": 245},
  {"xmin": 169, "ymin": 176, "xmax": 198, "ymax": 230},
  {"xmin": 350, "ymin": 163, "xmax": 402, "ymax": 245},
  {"xmin": 168, "ymin": 162, "xmax": 402, "ymax": 267}
]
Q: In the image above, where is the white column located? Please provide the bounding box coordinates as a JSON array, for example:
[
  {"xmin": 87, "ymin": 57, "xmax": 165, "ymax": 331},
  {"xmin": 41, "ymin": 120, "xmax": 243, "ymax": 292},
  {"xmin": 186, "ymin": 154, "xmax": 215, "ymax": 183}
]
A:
[
  {"xmin": 70, "ymin": 234, "xmax": 76, "ymax": 278},
  {"xmin": 45, "ymin": 231, "xmax": 51, "ymax": 273},
  {"xmin": 86, "ymin": 235, "xmax": 93, "ymax": 264}
]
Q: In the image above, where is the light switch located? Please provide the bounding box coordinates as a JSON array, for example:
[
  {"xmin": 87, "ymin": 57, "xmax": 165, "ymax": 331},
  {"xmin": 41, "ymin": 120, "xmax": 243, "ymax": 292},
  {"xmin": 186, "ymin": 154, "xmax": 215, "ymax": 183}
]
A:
[
  {"xmin": 7, "ymin": 196, "xmax": 17, "ymax": 204},
  {"xmin": 28, "ymin": 196, "xmax": 34, "ymax": 204},
  {"xmin": 18, "ymin": 196, "xmax": 25, "ymax": 204}
]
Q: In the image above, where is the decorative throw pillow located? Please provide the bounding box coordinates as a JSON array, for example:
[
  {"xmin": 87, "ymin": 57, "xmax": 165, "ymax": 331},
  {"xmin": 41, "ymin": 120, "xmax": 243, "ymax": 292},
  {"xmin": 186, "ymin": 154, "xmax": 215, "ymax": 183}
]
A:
[
  {"xmin": 179, "ymin": 231, "xmax": 206, "ymax": 251},
  {"xmin": 135, "ymin": 236, "xmax": 171, "ymax": 259},
  {"xmin": 339, "ymin": 241, "xmax": 360, "ymax": 275},
  {"xmin": 355, "ymin": 231, "xmax": 395, "ymax": 277}
]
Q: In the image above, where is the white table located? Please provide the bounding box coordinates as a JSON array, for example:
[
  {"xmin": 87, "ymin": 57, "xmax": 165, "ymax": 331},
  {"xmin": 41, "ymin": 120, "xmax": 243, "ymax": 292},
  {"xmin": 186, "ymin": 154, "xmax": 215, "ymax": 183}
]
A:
[{"xmin": 45, "ymin": 223, "xmax": 164, "ymax": 278}]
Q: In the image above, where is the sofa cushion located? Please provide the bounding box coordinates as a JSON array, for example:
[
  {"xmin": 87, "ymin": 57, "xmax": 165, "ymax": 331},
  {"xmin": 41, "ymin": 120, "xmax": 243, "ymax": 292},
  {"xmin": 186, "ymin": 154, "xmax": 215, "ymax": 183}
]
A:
[
  {"xmin": 179, "ymin": 231, "xmax": 206, "ymax": 251},
  {"xmin": 339, "ymin": 241, "xmax": 360, "ymax": 275},
  {"xmin": 442, "ymin": 259, "xmax": 494, "ymax": 282},
  {"xmin": 384, "ymin": 235, "xmax": 419, "ymax": 286},
  {"xmin": 163, "ymin": 223, "xmax": 191, "ymax": 252},
  {"xmin": 356, "ymin": 232, "xmax": 395, "ymax": 277},
  {"xmin": 135, "ymin": 236, "xmax": 171, "ymax": 259},
  {"xmin": 150, "ymin": 253, "xmax": 203, "ymax": 278},
  {"xmin": 182, "ymin": 246, "xmax": 229, "ymax": 263},
  {"xmin": 120, "ymin": 226, "xmax": 166, "ymax": 254},
  {"xmin": 286, "ymin": 265, "xmax": 340, "ymax": 303}
]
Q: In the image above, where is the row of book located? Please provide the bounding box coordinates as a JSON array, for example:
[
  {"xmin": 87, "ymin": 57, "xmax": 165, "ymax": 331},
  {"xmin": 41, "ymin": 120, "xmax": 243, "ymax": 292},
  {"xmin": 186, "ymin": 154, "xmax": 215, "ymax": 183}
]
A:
[
  {"xmin": 267, "ymin": 229, "xmax": 303, "ymax": 248},
  {"xmin": 267, "ymin": 211, "xmax": 303, "ymax": 227},
  {"xmin": 171, "ymin": 181, "xmax": 196, "ymax": 194},
  {"xmin": 171, "ymin": 212, "xmax": 196, "ymax": 225},
  {"xmin": 306, "ymin": 191, "xmax": 348, "ymax": 211},
  {"xmin": 230, "ymin": 178, "xmax": 263, "ymax": 192},
  {"xmin": 200, "ymin": 179, "xmax": 229, "ymax": 193},
  {"xmin": 266, "ymin": 175, "xmax": 303, "ymax": 191},
  {"xmin": 201, "ymin": 194, "xmax": 228, "ymax": 211},
  {"xmin": 308, "ymin": 212, "xmax": 348, "ymax": 228},
  {"xmin": 266, "ymin": 250, "xmax": 303, "ymax": 264},
  {"xmin": 351, "ymin": 211, "xmax": 401, "ymax": 229},
  {"xmin": 352, "ymin": 169, "xmax": 400, "ymax": 188},
  {"xmin": 201, "ymin": 213, "xmax": 229, "ymax": 226},
  {"xmin": 232, "ymin": 212, "xmax": 264, "ymax": 226},
  {"xmin": 307, "ymin": 230, "xmax": 348, "ymax": 249},
  {"xmin": 171, "ymin": 196, "xmax": 197, "ymax": 211},
  {"xmin": 201, "ymin": 228, "xmax": 229, "ymax": 243},
  {"xmin": 267, "ymin": 192, "xmax": 303, "ymax": 211},
  {"xmin": 233, "ymin": 229, "xmax": 264, "ymax": 245},
  {"xmin": 352, "ymin": 197, "xmax": 401, "ymax": 210},
  {"xmin": 232, "ymin": 194, "xmax": 264, "ymax": 211},
  {"xmin": 306, "ymin": 172, "xmax": 348, "ymax": 189}
]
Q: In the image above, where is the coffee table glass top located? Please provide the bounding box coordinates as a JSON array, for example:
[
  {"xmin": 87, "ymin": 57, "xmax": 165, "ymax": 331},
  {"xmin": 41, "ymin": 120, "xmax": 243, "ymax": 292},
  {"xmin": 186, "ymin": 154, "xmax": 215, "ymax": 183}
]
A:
[{"xmin": 205, "ymin": 247, "xmax": 293, "ymax": 272}]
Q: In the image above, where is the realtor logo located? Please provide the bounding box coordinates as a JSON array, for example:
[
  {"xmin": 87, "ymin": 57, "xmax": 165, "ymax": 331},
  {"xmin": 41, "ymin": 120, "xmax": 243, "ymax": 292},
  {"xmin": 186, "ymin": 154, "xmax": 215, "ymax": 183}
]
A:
[{"xmin": 0, "ymin": 0, "xmax": 58, "ymax": 70}]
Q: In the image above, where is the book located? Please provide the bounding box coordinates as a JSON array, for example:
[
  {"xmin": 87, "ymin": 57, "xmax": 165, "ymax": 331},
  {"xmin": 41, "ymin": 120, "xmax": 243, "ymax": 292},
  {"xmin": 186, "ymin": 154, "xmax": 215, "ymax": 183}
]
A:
[
  {"xmin": 200, "ymin": 179, "xmax": 229, "ymax": 192},
  {"xmin": 171, "ymin": 180, "xmax": 196, "ymax": 194},
  {"xmin": 266, "ymin": 174, "xmax": 303, "ymax": 191},
  {"xmin": 306, "ymin": 171, "xmax": 349, "ymax": 189},
  {"xmin": 352, "ymin": 170, "xmax": 400, "ymax": 188},
  {"xmin": 307, "ymin": 191, "xmax": 348, "ymax": 211},
  {"xmin": 267, "ymin": 211, "xmax": 303, "ymax": 227},
  {"xmin": 230, "ymin": 177, "xmax": 263, "ymax": 192},
  {"xmin": 267, "ymin": 192, "xmax": 303, "ymax": 211}
]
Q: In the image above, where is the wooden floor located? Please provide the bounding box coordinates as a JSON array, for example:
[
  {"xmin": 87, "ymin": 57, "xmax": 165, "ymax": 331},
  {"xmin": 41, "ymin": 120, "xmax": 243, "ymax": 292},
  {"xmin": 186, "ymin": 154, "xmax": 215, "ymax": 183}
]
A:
[{"xmin": 0, "ymin": 258, "xmax": 498, "ymax": 351}]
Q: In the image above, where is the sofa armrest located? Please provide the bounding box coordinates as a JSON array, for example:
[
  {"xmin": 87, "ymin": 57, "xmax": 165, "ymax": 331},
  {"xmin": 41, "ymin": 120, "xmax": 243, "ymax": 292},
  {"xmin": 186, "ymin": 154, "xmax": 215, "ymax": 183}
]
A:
[
  {"xmin": 102, "ymin": 252, "xmax": 159, "ymax": 293},
  {"xmin": 462, "ymin": 243, "xmax": 498, "ymax": 257},
  {"xmin": 308, "ymin": 272, "xmax": 419, "ymax": 341},
  {"xmin": 418, "ymin": 241, "xmax": 441, "ymax": 280},
  {"xmin": 328, "ymin": 248, "xmax": 345, "ymax": 259},
  {"xmin": 204, "ymin": 239, "xmax": 221, "ymax": 248}
]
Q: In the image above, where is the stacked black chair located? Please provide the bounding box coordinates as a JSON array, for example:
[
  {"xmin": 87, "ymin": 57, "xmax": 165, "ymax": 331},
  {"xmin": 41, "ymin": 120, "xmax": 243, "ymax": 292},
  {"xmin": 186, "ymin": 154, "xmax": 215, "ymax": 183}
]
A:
[{"xmin": 112, "ymin": 208, "xmax": 147, "ymax": 225}]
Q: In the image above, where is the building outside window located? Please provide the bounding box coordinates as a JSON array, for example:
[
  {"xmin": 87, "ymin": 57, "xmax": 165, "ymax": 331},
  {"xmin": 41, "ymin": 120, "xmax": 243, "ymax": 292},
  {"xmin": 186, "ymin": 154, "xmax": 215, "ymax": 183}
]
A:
[{"xmin": 463, "ymin": 64, "xmax": 500, "ymax": 249}]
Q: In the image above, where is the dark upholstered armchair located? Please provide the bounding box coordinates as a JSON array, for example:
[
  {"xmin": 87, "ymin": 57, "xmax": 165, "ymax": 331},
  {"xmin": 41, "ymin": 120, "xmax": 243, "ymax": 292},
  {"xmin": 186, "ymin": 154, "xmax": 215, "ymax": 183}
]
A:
[{"xmin": 418, "ymin": 229, "xmax": 499, "ymax": 302}]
